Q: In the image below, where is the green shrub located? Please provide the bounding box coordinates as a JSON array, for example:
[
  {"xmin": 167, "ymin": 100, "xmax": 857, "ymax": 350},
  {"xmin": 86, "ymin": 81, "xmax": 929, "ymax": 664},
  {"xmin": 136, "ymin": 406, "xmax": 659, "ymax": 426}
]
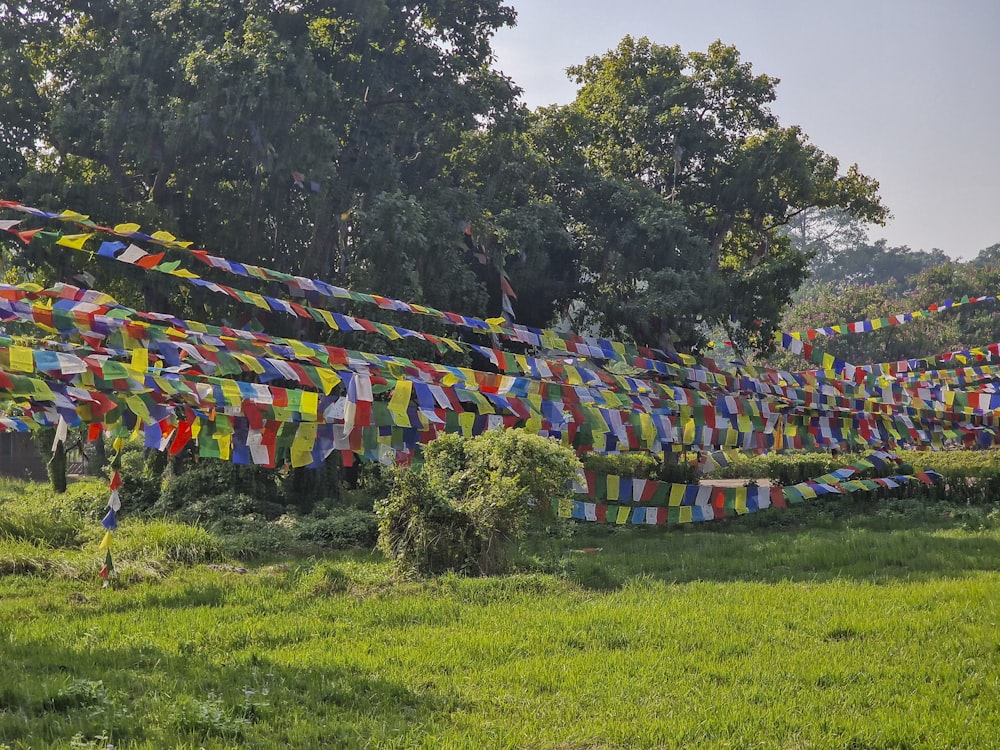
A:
[
  {"xmin": 279, "ymin": 458, "xmax": 342, "ymax": 513},
  {"xmin": 377, "ymin": 466, "xmax": 480, "ymax": 576},
  {"xmin": 897, "ymin": 449, "xmax": 1000, "ymax": 477},
  {"xmin": 377, "ymin": 430, "xmax": 582, "ymax": 577},
  {"xmin": 290, "ymin": 510, "xmax": 378, "ymax": 549},
  {"xmin": 211, "ymin": 518, "xmax": 296, "ymax": 560},
  {"xmin": 580, "ymin": 452, "xmax": 660, "ymax": 478},
  {"xmin": 156, "ymin": 461, "xmax": 284, "ymax": 523}
]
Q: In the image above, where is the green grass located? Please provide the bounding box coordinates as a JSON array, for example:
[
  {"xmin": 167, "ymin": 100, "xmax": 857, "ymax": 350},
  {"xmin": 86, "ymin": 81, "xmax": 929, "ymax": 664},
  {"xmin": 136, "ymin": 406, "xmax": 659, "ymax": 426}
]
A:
[{"xmin": 2, "ymin": 480, "xmax": 1000, "ymax": 748}]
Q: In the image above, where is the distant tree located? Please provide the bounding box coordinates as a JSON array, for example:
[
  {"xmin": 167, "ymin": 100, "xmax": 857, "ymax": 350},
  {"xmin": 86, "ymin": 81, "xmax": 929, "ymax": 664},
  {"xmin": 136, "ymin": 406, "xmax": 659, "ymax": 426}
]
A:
[
  {"xmin": 770, "ymin": 281, "xmax": 959, "ymax": 369},
  {"xmin": 908, "ymin": 261, "xmax": 1000, "ymax": 348},
  {"xmin": 783, "ymin": 207, "xmax": 870, "ymax": 268},
  {"xmin": 971, "ymin": 242, "xmax": 1000, "ymax": 268},
  {"xmin": 806, "ymin": 240, "xmax": 949, "ymax": 290}
]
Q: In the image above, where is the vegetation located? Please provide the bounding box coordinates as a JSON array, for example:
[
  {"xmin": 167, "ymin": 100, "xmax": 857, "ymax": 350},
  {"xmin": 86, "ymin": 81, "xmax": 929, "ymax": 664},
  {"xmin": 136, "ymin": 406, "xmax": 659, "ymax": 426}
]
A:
[
  {"xmin": 3, "ymin": 4, "xmax": 887, "ymax": 352},
  {"xmin": 377, "ymin": 430, "xmax": 581, "ymax": 576},
  {"xmin": 771, "ymin": 225, "xmax": 1000, "ymax": 368},
  {"xmin": 2, "ymin": 475, "xmax": 1000, "ymax": 748}
]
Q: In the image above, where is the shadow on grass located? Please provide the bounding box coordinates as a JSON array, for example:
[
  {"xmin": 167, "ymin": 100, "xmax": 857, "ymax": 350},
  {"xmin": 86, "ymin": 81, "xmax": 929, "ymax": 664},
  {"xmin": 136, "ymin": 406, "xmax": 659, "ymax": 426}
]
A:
[
  {"xmin": 0, "ymin": 635, "xmax": 451, "ymax": 748},
  {"xmin": 527, "ymin": 513, "xmax": 1000, "ymax": 590}
]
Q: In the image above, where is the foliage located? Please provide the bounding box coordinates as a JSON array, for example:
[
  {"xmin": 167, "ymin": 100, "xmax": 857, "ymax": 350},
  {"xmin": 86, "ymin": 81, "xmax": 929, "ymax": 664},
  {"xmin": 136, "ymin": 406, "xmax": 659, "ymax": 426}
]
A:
[
  {"xmin": 705, "ymin": 451, "xmax": 852, "ymax": 483},
  {"xmin": 155, "ymin": 460, "xmax": 285, "ymax": 523},
  {"xmin": 895, "ymin": 448, "xmax": 1000, "ymax": 476},
  {"xmin": 768, "ymin": 280, "xmax": 961, "ymax": 368},
  {"xmin": 768, "ymin": 248, "xmax": 1000, "ymax": 368},
  {"xmin": 530, "ymin": 36, "xmax": 886, "ymax": 349},
  {"xmin": 3, "ymin": 0, "xmax": 518, "ymax": 332},
  {"xmin": 115, "ymin": 441, "xmax": 167, "ymax": 512},
  {"xmin": 580, "ymin": 452, "xmax": 661, "ymax": 478},
  {"xmin": 377, "ymin": 430, "xmax": 582, "ymax": 576},
  {"xmin": 4, "ymin": 11, "xmax": 892, "ymax": 354},
  {"xmin": 809, "ymin": 239, "xmax": 948, "ymax": 290},
  {"xmin": 785, "ymin": 208, "xmax": 949, "ymax": 291},
  {"xmin": 283, "ymin": 510, "xmax": 378, "ymax": 551}
]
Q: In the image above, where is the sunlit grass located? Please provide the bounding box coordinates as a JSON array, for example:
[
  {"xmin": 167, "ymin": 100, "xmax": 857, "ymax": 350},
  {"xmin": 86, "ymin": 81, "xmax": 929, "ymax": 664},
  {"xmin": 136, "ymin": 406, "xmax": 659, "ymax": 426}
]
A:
[{"xmin": 2, "ymin": 479, "xmax": 999, "ymax": 748}]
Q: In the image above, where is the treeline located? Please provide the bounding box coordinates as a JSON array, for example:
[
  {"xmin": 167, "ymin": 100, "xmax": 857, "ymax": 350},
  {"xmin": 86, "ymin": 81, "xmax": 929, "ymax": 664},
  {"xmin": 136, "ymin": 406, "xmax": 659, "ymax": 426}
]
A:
[
  {"xmin": 771, "ymin": 236, "xmax": 1000, "ymax": 369},
  {"xmin": 2, "ymin": 1, "xmax": 886, "ymax": 354}
]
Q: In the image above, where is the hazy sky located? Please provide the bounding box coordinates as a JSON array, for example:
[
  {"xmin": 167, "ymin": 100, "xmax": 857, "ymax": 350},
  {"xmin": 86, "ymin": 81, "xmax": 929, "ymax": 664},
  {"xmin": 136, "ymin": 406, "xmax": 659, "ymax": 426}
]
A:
[{"xmin": 492, "ymin": 0, "xmax": 999, "ymax": 259}]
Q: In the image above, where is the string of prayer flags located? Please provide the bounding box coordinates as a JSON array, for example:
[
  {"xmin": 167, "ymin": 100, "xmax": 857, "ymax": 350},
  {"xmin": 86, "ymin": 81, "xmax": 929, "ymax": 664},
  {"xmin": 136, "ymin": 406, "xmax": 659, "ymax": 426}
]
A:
[
  {"xmin": 781, "ymin": 295, "xmax": 997, "ymax": 343},
  {"xmin": 98, "ymin": 469, "xmax": 123, "ymax": 587},
  {"xmin": 1, "ymin": 199, "xmax": 726, "ymax": 375},
  {"xmin": 565, "ymin": 459, "xmax": 943, "ymax": 527}
]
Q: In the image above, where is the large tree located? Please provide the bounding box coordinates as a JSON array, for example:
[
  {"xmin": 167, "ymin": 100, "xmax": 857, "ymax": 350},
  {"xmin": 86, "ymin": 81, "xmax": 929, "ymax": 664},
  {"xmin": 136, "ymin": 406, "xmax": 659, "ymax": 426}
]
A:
[
  {"xmin": 2, "ymin": 0, "xmax": 517, "ymax": 327},
  {"xmin": 527, "ymin": 36, "xmax": 888, "ymax": 351}
]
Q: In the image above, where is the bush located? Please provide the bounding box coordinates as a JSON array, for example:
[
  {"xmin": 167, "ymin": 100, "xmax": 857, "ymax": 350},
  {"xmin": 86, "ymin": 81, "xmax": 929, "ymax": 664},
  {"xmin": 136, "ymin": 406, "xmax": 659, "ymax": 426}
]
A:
[
  {"xmin": 290, "ymin": 510, "xmax": 378, "ymax": 549},
  {"xmin": 377, "ymin": 430, "xmax": 582, "ymax": 577},
  {"xmin": 156, "ymin": 461, "xmax": 285, "ymax": 523},
  {"xmin": 111, "ymin": 520, "xmax": 221, "ymax": 564},
  {"xmin": 579, "ymin": 452, "xmax": 699, "ymax": 484}
]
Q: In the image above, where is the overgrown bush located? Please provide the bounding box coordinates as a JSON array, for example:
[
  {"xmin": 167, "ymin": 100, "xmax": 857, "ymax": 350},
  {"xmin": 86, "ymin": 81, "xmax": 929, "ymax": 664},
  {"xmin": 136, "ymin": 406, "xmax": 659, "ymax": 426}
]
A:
[
  {"xmin": 156, "ymin": 461, "xmax": 285, "ymax": 523},
  {"xmin": 289, "ymin": 510, "xmax": 379, "ymax": 549},
  {"xmin": 377, "ymin": 430, "xmax": 582, "ymax": 576},
  {"xmin": 579, "ymin": 452, "xmax": 698, "ymax": 484}
]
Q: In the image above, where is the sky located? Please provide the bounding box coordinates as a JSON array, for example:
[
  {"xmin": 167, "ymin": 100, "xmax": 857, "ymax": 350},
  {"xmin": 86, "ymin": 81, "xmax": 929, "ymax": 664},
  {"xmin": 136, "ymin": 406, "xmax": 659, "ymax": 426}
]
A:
[{"xmin": 491, "ymin": 0, "xmax": 999, "ymax": 259}]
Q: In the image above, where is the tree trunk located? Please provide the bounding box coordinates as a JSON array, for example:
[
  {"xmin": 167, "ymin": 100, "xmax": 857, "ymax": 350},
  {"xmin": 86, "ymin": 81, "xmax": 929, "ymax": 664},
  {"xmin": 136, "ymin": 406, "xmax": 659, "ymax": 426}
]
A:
[
  {"xmin": 48, "ymin": 441, "xmax": 68, "ymax": 493},
  {"xmin": 87, "ymin": 432, "xmax": 106, "ymax": 477}
]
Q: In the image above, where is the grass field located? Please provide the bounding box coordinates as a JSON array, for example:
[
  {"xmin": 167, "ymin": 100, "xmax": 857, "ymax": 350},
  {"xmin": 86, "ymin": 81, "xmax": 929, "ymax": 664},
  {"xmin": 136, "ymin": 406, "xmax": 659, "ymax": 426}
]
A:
[{"xmin": 1, "ymin": 480, "xmax": 999, "ymax": 749}]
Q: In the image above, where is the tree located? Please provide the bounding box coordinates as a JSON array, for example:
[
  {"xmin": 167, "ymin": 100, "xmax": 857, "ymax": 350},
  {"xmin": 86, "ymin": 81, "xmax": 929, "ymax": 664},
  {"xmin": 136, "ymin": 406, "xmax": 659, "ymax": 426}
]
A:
[
  {"xmin": 3, "ymin": 0, "xmax": 518, "ymax": 331},
  {"xmin": 770, "ymin": 281, "xmax": 960, "ymax": 369},
  {"xmin": 530, "ymin": 36, "xmax": 887, "ymax": 351},
  {"xmin": 907, "ymin": 261, "xmax": 1000, "ymax": 349},
  {"xmin": 804, "ymin": 240, "xmax": 949, "ymax": 290},
  {"xmin": 783, "ymin": 207, "xmax": 870, "ymax": 271}
]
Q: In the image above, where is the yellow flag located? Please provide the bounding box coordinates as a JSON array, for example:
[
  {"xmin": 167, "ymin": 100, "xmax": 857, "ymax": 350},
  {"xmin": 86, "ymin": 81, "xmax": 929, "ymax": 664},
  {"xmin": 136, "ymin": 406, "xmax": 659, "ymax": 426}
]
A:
[
  {"xmin": 315, "ymin": 368, "xmax": 341, "ymax": 395},
  {"xmin": 669, "ymin": 484, "xmax": 685, "ymax": 507},
  {"xmin": 131, "ymin": 347, "xmax": 149, "ymax": 374},
  {"xmin": 300, "ymin": 390, "xmax": 318, "ymax": 420},
  {"xmin": 290, "ymin": 423, "xmax": 317, "ymax": 467},
  {"xmin": 99, "ymin": 531, "xmax": 113, "ymax": 550},
  {"xmin": 459, "ymin": 411, "xmax": 475, "ymax": 437},
  {"xmin": 735, "ymin": 487, "xmax": 748, "ymax": 514},
  {"xmin": 8, "ymin": 345, "xmax": 34, "ymax": 372},
  {"xmin": 234, "ymin": 353, "xmax": 265, "ymax": 374},
  {"xmin": 606, "ymin": 474, "xmax": 620, "ymax": 502},
  {"xmin": 56, "ymin": 233, "xmax": 94, "ymax": 250},
  {"xmin": 126, "ymin": 395, "xmax": 152, "ymax": 424},
  {"xmin": 217, "ymin": 433, "xmax": 232, "ymax": 461},
  {"xmin": 388, "ymin": 380, "xmax": 412, "ymax": 426},
  {"xmin": 220, "ymin": 379, "xmax": 241, "ymax": 406}
]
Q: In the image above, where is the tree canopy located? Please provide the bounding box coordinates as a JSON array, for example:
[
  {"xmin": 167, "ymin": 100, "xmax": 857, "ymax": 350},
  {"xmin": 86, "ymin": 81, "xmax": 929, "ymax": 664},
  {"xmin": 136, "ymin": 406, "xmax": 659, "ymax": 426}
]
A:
[
  {"xmin": 3, "ymin": 13, "xmax": 890, "ymax": 354},
  {"xmin": 522, "ymin": 37, "xmax": 887, "ymax": 350}
]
